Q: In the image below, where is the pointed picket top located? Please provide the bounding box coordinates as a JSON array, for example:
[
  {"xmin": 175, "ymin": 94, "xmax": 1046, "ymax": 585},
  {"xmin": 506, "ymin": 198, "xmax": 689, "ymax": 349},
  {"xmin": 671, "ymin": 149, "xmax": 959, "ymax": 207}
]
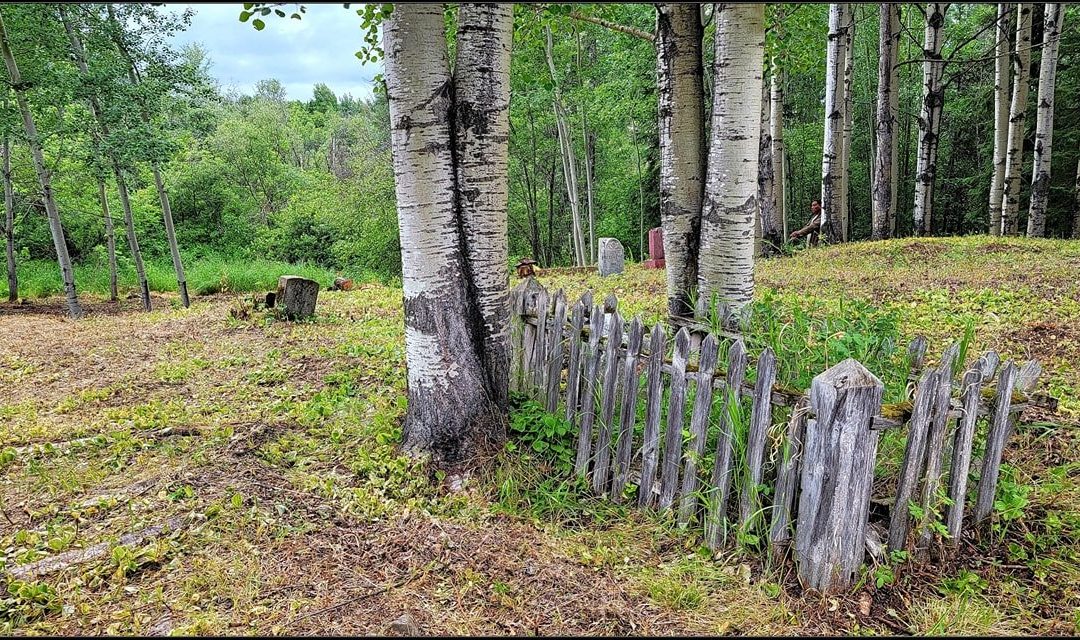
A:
[
  {"xmin": 1016, "ymin": 360, "xmax": 1042, "ymax": 393},
  {"xmin": 907, "ymin": 335, "xmax": 929, "ymax": 375},
  {"xmin": 603, "ymin": 292, "xmax": 618, "ymax": 313},
  {"xmin": 813, "ymin": 357, "xmax": 884, "ymax": 394},
  {"xmin": 979, "ymin": 351, "xmax": 1001, "ymax": 383}
]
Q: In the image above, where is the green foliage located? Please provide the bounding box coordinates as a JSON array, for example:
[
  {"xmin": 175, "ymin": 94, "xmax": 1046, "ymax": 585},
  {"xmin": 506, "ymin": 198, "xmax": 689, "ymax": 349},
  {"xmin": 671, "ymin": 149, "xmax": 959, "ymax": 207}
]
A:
[{"xmin": 508, "ymin": 395, "xmax": 577, "ymax": 474}]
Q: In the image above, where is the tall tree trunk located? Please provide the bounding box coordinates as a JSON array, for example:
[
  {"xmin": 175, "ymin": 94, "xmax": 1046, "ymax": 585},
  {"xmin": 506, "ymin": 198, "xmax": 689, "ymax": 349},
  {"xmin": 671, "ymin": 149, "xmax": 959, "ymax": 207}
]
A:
[
  {"xmin": 873, "ymin": 5, "xmax": 901, "ymax": 240},
  {"xmin": 98, "ymin": 180, "xmax": 118, "ymax": 302},
  {"xmin": 656, "ymin": 2, "xmax": 705, "ymax": 318},
  {"xmin": 3, "ymin": 132, "xmax": 15, "ymax": 302},
  {"xmin": 1001, "ymin": 3, "xmax": 1032, "ymax": 236},
  {"xmin": 152, "ymin": 165, "xmax": 189, "ymax": 306},
  {"xmin": 60, "ymin": 6, "xmax": 150, "ymax": 311},
  {"xmin": 913, "ymin": 3, "xmax": 948, "ymax": 237},
  {"xmin": 1026, "ymin": 3, "xmax": 1064, "ymax": 237},
  {"xmin": 698, "ymin": 3, "xmax": 764, "ymax": 313},
  {"xmin": 989, "ymin": 3, "xmax": 1012, "ymax": 235},
  {"xmin": 840, "ymin": 5, "xmax": 855, "ymax": 241},
  {"xmin": 821, "ymin": 3, "xmax": 847, "ymax": 243},
  {"xmin": 1073, "ymin": 158, "xmax": 1080, "ymax": 238},
  {"xmin": 577, "ymin": 29, "xmax": 596, "ymax": 263},
  {"xmin": 384, "ymin": 3, "xmax": 512, "ymax": 465},
  {"xmin": 545, "ymin": 27, "xmax": 587, "ymax": 266},
  {"xmin": 757, "ymin": 69, "xmax": 780, "ymax": 255},
  {"xmin": 0, "ymin": 11, "xmax": 82, "ymax": 318},
  {"xmin": 770, "ymin": 7, "xmax": 787, "ymax": 242}
]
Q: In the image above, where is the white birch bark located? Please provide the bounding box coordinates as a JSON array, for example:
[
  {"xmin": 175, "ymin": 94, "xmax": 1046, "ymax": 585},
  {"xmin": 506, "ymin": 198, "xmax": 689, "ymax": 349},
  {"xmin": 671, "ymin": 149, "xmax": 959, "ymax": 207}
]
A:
[
  {"xmin": 3, "ymin": 131, "xmax": 15, "ymax": 302},
  {"xmin": 820, "ymin": 3, "xmax": 847, "ymax": 243},
  {"xmin": 1026, "ymin": 3, "xmax": 1064, "ymax": 237},
  {"xmin": 152, "ymin": 165, "xmax": 189, "ymax": 306},
  {"xmin": 913, "ymin": 3, "xmax": 948, "ymax": 237},
  {"xmin": 98, "ymin": 180, "xmax": 118, "ymax": 302},
  {"xmin": 454, "ymin": 2, "xmax": 513, "ymax": 411},
  {"xmin": 872, "ymin": 4, "xmax": 901, "ymax": 240},
  {"xmin": 0, "ymin": 12, "xmax": 82, "ymax": 318},
  {"xmin": 698, "ymin": 3, "xmax": 764, "ymax": 312},
  {"xmin": 1001, "ymin": 3, "xmax": 1032, "ymax": 236},
  {"xmin": 545, "ymin": 27, "xmax": 587, "ymax": 266},
  {"xmin": 577, "ymin": 31, "xmax": 596, "ymax": 262},
  {"xmin": 770, "ymin": 7, "xmax": 786, "ymax": 241},
  {"xmin": 757, "ymin": 69, "xmax": 780, "ymax": 255},
  {"xmin": 384, "ymin": 3, "xmax": 509, "ymax": 464},
  {"xmin": 656, "ymin": 2, "xmax": 705, "ymax": 318},
  {"xmin": 989, "ymin": 4, "xmax": 1011, "ymax": 236},
  {"xmin": 840, "ymin": 5, "xmax": 855, "ymax": 241}
]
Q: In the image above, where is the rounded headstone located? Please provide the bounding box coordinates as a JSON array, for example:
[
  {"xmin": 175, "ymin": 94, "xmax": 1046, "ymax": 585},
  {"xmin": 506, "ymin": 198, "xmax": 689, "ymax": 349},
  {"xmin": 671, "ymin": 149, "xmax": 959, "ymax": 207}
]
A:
[{"xmin": 598, "ymin": 237, "xmax": 625, "ymax": 277}]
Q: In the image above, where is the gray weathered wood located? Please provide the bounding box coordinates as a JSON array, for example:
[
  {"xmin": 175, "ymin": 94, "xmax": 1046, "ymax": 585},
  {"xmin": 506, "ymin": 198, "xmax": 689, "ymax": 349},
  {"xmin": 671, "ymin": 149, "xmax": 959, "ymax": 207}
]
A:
[
  {"xmin": 659, "ymin": 327, "xmax": 691, "ymax": 510},
  {"xmin": 975, "ymin": 361, "xmax": 1018, "ymax": 522},
  {"xmin": 508, "ymin": 284, "xmax": 525, "ymax": 393},
  {"xmin": 612, "ymin": 316, "xmax": 645, "ymax": 499},
  {"xmin": 705, "ymin": 339, "xmax": 747, "ymax": 549},
  {"xmin": 638, "ymin": 324, "xmax": 667, "ymax": 508},
  {"xmin": 520, "ymin": 279, "xmax": 544, "ymax": 395},
  {"xmin": 907, "ymin": 335, "xmax": 929, "ymax": 377},
  {"xmin": 887, "ymin": 368, "xmax": 941, "ymax": 551},
  {"xmin": 794, "ymin": 359, "xmax": 884, "ymax": 594},
  {"xmin": 740, "ymin": 348, "xmax": 777, "ymax": 528},
  {"xmin": 770, "ymin": 396, "xmax": 809, "ymax": 554},
  {"xmin": 276, "ymin": 275, "xmax": 320, "ymax": 320},
  {"xmin": 532, "ymin": 286, "xmax": 550, "ymax": 392},
  {"xmin": 1016, "ymin": 359, "xmax": 1041, "ymax": 393},
  {"xmin": 677, "ymin": 333, "xmax": 720, "ymax": 525},
  {"xmin": 592, "ymin": 311, "xmax": 624, "ymax": 494},
  {"xmin": 563, "ymin": 300, "xmax": 587, "ymax": 426},
  {"xmin": 978, "ymin": 351, "xmax": 1001, "ymax": 383},
  {"xmin": 917, "ymin": 352, "xmax": 959, "ymax": 551},
  {"xmin": 946, "ymin": 366, "xmax": 983, "ymax": 543},
  {"xmin": 545, "ymin": 290, "xmax": 568, "ymax": 412},
  {"xmin": 574, "ymin": 303, "xmax": 605, "ymax": 477}
]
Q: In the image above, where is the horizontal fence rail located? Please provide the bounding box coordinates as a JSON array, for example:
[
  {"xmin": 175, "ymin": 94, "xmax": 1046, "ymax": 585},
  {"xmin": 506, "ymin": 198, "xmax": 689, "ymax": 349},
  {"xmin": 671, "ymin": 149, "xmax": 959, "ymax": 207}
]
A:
[{"xmin": 509, "ymin": 279, "xmax": 1044, "ymax": 593}]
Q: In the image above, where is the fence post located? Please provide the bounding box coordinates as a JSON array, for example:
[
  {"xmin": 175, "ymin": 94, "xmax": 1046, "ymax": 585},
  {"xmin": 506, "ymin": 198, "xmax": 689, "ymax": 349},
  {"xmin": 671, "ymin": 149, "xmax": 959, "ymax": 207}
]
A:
[
  {"xmin": 795, "ymin": 358, "xmax": 884, "ymax": 594},
  {"xmin": 544, "ymin": 290, "xmax": 568, "ymax": 412},
  {"xmin": 574, "ymin": 303, "xmax": 605, "ymax": 478},
  {"xmin": 975, "ymin": 361, "xmax": 1018, "ymax": 523},
  {"xmin": 638, "ymin": 323, "xmax": 667, "ymax": 508}
]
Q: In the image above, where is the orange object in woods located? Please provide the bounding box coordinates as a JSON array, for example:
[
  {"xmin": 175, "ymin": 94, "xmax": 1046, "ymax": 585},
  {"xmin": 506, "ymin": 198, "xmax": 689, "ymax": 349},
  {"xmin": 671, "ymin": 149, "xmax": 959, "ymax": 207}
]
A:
[{"xmin": 515, "ymin": 258, "xmax": 539, "ymax": 279}]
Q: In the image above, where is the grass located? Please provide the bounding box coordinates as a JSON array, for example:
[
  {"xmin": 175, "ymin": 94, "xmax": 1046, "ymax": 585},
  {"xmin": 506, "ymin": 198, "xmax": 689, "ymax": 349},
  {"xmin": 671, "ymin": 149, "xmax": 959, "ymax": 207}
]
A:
[
  {"xmin": 1, "ymin": 234, "xmax": 1078, "ymax": 635},
  {"xmin": 0, "ymin": 254, "xmax": 355, "ymax": 300}
]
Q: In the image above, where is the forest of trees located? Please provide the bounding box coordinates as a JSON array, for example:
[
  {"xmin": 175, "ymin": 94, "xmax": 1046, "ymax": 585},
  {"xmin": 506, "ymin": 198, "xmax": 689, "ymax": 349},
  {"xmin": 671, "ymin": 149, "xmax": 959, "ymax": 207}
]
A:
[{"xmin": 2, "ymin": 4, "xmax": 1077, "ymax": 313}]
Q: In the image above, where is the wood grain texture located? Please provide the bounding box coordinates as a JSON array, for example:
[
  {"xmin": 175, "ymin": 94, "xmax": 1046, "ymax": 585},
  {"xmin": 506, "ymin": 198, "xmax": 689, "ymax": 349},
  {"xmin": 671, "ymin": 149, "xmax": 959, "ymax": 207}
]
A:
[
  {"xmin": 612, "ymin": 316, "xmax": 645, "ymax": 499},
  {"xmin": 975, "ymin": 361, "xmax": 1018, "ymax": 522},
  {"xmin": 741, "ymin": 348, "xmax": 777, "ymax": 527},
  {"xmin": 574, "ymin": 303, "xmax": 605, "ymax": 478},
  {"xmin": 659, "ymin": 327, "xmax": 692, "ymax": 510},
  {"xmin": 639, "ymin": 324, "xmax": 668, "ymax": 508},
  {"xmin": 678, "ymin": 333, "xmax": 720, "ymax": 525},
  {"xmin": 705, "ymin": 339, "xmax": 747, "ymax": 549},
  {"xmin": 888, "ymin": 368, "xmax": 940, "ymax": 551},
  {"xmin": 592, "ymin": 311, "xmax": 624, "ymax": 494},
  {"xmin": 946, "ymin": 366, "xmax": 983, "ymax": 543}
]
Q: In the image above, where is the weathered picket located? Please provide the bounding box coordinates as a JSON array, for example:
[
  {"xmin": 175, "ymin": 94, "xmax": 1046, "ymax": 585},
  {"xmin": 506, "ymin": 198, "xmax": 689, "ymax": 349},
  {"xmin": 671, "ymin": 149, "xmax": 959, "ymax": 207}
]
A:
[{"xmin": 508, "ymin": 280, "xmax": 1043, "ymax": 594}]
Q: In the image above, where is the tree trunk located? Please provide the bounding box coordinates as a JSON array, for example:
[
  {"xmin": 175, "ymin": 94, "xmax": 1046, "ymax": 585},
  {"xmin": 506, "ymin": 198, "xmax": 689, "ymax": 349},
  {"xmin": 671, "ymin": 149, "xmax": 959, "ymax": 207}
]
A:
[
  {"xmin": 821, "ymin": 4, "xmax": 847, "ymax": 243},
  {"xmin": 0, "ymin": 11, "xmax": 82, "ymax": 318},
  {"xmin": 770, "ymin": 8, "xmax": 787, "ymax": 242},
  {"xmin": 757, "ymin": 69, "xmax": 780, "ymax": 255},
  {"xmin": 989, "ymin": 4, "xmax": 1012, "ymax": 235},
  {"xmin": 872, "ymin": 5, "xmax": 901, "ymax": 240},
  {"xmin": 384, "ymin": 3, "xmax": 511, "ymax": 465},
  {"xmin": 840, "ymin": 5, "xmax": 855, "ymax": 241},
  {"xmin": 98, "ymin": 180, "xmax": 118, "ymax": 302},
  {"xmin": 60, "ymin": 6, "xmax": 150, "ymax": 311},
  {"xmin": 1074, "ymin": 159, "xmax": 1080, "ymax": 239},
  {"xmin": 913, "ymin": 3, "xmax": 948, "ymax": 237},
  {"xmin": 545, "ymin": 27, "xmax": 587, "ymax": 267},
  {"xmin": 1026, "ymin": 3, "xmax": 1064, "ymax": 237},
  {"xmin": 3, "ymin": 132, "xmax": 15, "ymax": 302},
  {"xmin": 698, "ymin": 3, "xmax": 764, "ymax": 312},
  {"xmin": 1001, "ymin": 3, "xmax": 1032, "ymax": 236},
  {"xmin": 577, "ymin": 30, "xmax": 596, "ymax": 263},
  {"xmin": 656, "ymin": 2, "xmax": 705, "ymax": 318},
  {"xmin": 152, "ymin": 165, "xmax": 189, "ymax": 306}
]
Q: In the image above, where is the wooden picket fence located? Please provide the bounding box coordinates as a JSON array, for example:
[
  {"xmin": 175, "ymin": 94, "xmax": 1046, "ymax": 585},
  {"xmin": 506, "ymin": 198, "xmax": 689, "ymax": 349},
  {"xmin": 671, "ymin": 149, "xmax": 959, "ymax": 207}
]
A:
[{"xmin": 508, "ymin": 278, "xmax": 1044, "ymax": 593}]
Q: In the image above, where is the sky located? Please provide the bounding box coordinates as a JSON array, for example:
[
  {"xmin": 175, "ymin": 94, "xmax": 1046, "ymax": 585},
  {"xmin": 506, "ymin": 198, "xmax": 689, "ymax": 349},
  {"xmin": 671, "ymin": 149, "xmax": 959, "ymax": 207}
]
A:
[{"xmin": 165, "ymin": 3, "xmax": 383, "ymax": 102}]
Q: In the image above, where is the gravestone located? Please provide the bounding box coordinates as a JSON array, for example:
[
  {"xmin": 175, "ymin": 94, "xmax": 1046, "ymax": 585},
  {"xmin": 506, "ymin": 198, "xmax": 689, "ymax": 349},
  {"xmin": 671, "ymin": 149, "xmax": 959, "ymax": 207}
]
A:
[
  {"xmin": 643, "ymin": 227, "xmax": 666, "ymax": 269},
  {"xmin": 597, "ymin": 237, "xmax": 624, "ymax": 276},
  {"xmin": 276, "ymin": 275, "xmax": 320, "ymax": 320}
]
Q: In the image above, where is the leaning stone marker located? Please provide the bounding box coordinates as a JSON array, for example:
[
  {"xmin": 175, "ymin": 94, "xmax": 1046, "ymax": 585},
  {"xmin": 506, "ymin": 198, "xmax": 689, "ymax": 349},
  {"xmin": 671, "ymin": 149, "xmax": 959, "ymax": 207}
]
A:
[
  {"xmin": 276, "ymin": 275, "xmax": 319, "ymax": 320},
  {"xmin": 598, "ymin": 237, "xmax": 624, "ymax": 276}
]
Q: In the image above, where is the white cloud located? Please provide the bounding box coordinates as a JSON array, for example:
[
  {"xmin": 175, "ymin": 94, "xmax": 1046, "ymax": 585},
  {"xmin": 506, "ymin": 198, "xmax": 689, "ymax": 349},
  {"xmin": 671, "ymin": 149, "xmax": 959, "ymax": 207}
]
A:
[{"xmin": 166, "ymin": 2, "xmax": 383, "ymax": 102}]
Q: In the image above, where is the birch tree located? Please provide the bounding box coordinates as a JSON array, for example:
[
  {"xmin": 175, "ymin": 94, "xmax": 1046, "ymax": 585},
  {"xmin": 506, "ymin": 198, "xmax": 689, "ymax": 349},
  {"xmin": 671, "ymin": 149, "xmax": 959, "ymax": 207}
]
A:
[
  {"xmin": 989, "ymin": 3, "xmax": 1011, "ymax": 236},
  {"xmin": 872, "ymin": 4, "xmax": 901, "ymax": 240},
  {"xmin": 1074, "ymin": 159, "xmax": 1080, "ymax": 239},
  {"xmin": 60, "ymin": 6, "xmax": 152, "ymax": 311},
  {"xmin": 698, "ymin": 3, "xmax": 764, "ymax": 312},
  {"xmin": 2, "ymin": 125, "xmax": 14, "ymax": 302},
  {"xmin": 1001, "ymin": 3, "xmax": 1032, "ymax": 236},
  {"xmin": 770, "ymin": 6, "xmax": 786, "ymax": 240},
  {"xmin": 913, "ymin": 3, "xmax": 948, "ymax": 237},
  {"xmin": 1026, "ymin": 3, "xmax": 1065, "ymax": 237},
  {"xmin": 0, "ymin": 9, "xmax": 82, "ymax": 318},
  {"xmin": 820, "ymin": 3, "xmax": 847, "ymax": 243},
  {"xmin": 384, "ymin": 3, "xmax": 513, "ymax": 464},
  {"xmin": 839, "ymin": 5, "xmax": 855, "ymax": 241},
  {"xmin": 656, "ymin": 2, "xmax": 704, "ymax": 318},
  {"xmin": 757, "ymin": 69, "xmax": 781, "ymax": 255},
  {"xmin": 97, "ymin": 179, "xmax": 119, "ymax": 302},
  {"xmin": 545, "ymin": 26, "xmax": 587, "ymax": 267}
]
